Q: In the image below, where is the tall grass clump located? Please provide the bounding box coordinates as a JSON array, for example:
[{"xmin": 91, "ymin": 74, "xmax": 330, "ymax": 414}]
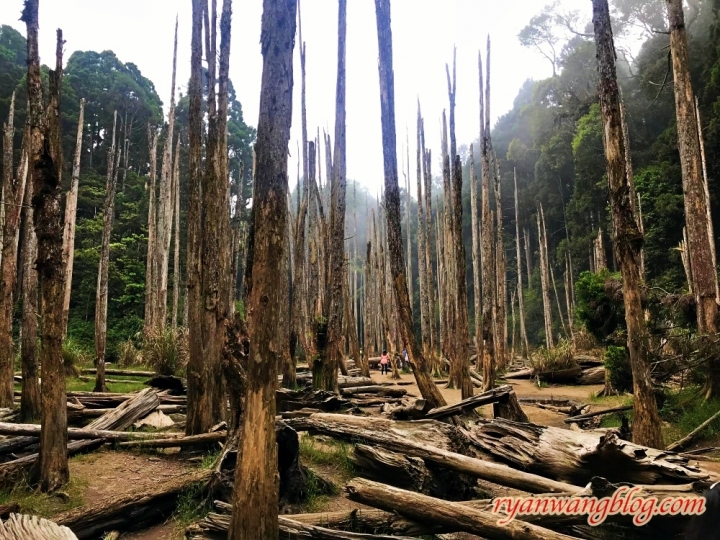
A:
[
  {"xmin": 530, "ymin": 339, "xmax": 577, "ymax": 373},
  {"xmin": 62, "ymin": 338, "xmax": 91, "ymax": 377},
  {"xmin": 142, "ymin": 327, "xmax": 189, "ymax": 376}
]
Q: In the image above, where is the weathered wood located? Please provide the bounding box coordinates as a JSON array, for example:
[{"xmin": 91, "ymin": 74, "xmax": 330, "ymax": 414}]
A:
[
  {"xmin": 425, "ymin": 385, "xmax": 513, "ymax": 419},
  {"xmin": 502, "ymin": 368, "xmax": 533, "ymax": 380},
  {"xmin": 86, "ymin": 388, "xmax": 160, "ymax": 431},
  {"xmin": 577, "ymin": 366, "xmax": 606, "ymax": 385},
  {"xmin": 0, "ymin": 422, "xmax": 185, "ymax": 441},
  {"xmin": 288, "ymin": 413, "xmax": 579, "ymax": 494},
  {"xmin": 466, "ymin": 418, "xmax": 708, "ymax": 485},
  {"xmin": 666, "ymin": 409, "xmax": 720, "ymax": 452},
  {"xmin": 116, "ymin": 431, "xmax": 225, "ymax": 448},
  {"xmin": 0, "ymin": 514, "xmax": 78, "ymax": 540},
  {"xmin": 536, "ymin": 366, "xmax": 583, "ymax": 383},
  {"xmin": 346, "ymin": 478, "xmax": 580, "ymax": 540},
  {"xmin": 340, "ymin": 386, "xmax": 407, "ymax": 398},
  {"xmin": 56, "ymin": 469, "xmax": 210, "ymax": 539},
  {"xmin": 80, "ymin": 368, "xmax": 154, "ymax": 377},
  {"xmin": 493, "ymin": 390, "xmax": 530, "ymax": 423},
  {"xmin": 336, "ymin": 376, "xmax": 373, "ymax": 389},
  {"xmin": 564, "ymin": 405, "xmax": 633, "ymax": 424}
]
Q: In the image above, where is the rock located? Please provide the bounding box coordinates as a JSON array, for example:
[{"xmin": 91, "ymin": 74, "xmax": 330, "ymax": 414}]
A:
[{"xmin": 133, "ymin": 410, "xmax": 175, "ymax": 430}]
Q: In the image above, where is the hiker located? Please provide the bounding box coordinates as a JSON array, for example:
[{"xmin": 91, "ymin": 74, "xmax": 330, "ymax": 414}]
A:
[
  {"xmin": 402, "ymin": 348, "xmax": 409, "ymax": 370},
  {"xmin": 380, "ymin": 350, "xmax": 389, "ymax": 375},
  {"xmin": 685, "ymin": 481, "xmax": 720, "ymax": 540}
]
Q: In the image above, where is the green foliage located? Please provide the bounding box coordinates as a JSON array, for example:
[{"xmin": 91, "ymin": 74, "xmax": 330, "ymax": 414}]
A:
[
  {"xmin": 604, "ymin": 346, "xmax": 633, "ymax": 394},
  {"xmin": 117, "ymin": 338, "xmax": 142, "ymax": 367},
  {"xmin": 530, "ymin": 339, "xmax": 576, "ymax": 373},
  {"xmin": 298, "ymin": 435, "xmax": 355, "ymax": 481},
  {"xmin": 173, "ymin": 481, "xmax": 211, "ymax": 528},
  {"xmin": 660, "ymin": 388, "xmax": 720, "ymax": 447},
  {"xmin": 142, "ymin": 327, "xmax": 189, "ymax": 376},
  {"xmin": 62, "ymin": 338, "xmax": 92, "ymax": 377},
  {"xmin": 575, "ymin": 270, "xmax": 625, "ymax": 343}
]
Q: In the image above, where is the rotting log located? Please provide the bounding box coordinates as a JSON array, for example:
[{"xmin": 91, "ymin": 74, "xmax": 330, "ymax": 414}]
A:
[
  {"xmin": 287, "ymin": 413, "xmax": 580, "ymax": 494},
  {"xmin": 0, "ymin": 422, "xmax": 183, "ymax": 441},
  {"xmin": 465, "ymin": 419, "xmax": 709, "ymax": 485},
  {"xmin": 116, "ymin": 431, "xmax": 225, "ymax": 448},
  {"xmin": 563, "ymin": 405, "xmax": 633, "ymax": 424},
  {"xmin": 0, "ymin": 514, "xmax": 78, "ymax": 540},
  {"xmin": 425, "ymin": 385, "xmax": 512, "ymax": 420},
  {"xmin": 85, "ymin": 387, "xmax": 160, "ymax": 431},
  {"xmin": 339, "ymin": 386, "xmax": 407, "ymax": 398},
  {"xmin": 56, "ymin": 469, "xmax": 210, "ymax": 539},
  {"xmin": 502, "ymin": 368, "xmax": 534, "ymax": 380},
  {"xmin": 493, "ymin": 391, "xmax": 530, "ymax": 423},
  {"xmin": 278, "ymin": 517, "xmax": 416, "ymax": 540},
  {"xmin": 80, "ymin": 368, "xmax": 154, "ymax": 377},
  {"xmin": 345, "ymin": 478, "xmax": 581, "ymax": 540},
  {"xmin": 666, "ymin": 409, "xmax": 720, "ymax": 452},
  {"xmin": 577, "ymin": 366, "xmax": 606, "ymax": 385},
  {"xmin": 536, "ymin": 366, "xmax": 583, "ymax": 383}
]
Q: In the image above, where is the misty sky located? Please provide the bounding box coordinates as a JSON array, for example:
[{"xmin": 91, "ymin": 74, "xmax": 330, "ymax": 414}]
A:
[{"xmin": 0, "ymin": 0, "xmax": 560, "ymax": 193}]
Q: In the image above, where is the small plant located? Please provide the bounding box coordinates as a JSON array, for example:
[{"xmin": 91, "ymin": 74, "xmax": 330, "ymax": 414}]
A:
[
  {"xmin": 299, "ymin": 435, "xmax": 354, "ymax": 481},
  {"xmin": 62, "ymin": 338, "xmax": 90, "ymax": 377},
  {"xmin": 142, "ymin": 326, "xmax": 189, "ymax": 376},
  {"xmin": 604, "ymin": 345, "xmax": 633, "ymax": 393},
  {"xmin": 173, "ymin": 481, "xmax": 211, "ymax": 527},
  {"xmin": 530, "ymin": 339, "xmax": 577, "ymax": 373},
  {"xmin": 117, "ymin": 338, "xmax": 141, "ymax": 367}
]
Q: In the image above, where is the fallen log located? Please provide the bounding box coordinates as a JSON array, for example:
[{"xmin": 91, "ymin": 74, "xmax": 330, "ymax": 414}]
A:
[
  {"xmin": 501, "ymin": 368, "xmax": 534, "ymax": 380},
  {"xmin": 85, "ymin": 388, "xmax": 160, "ymax": 431},
  {"xmin": 0, "ymin": 436, "xmax": 37, "ymax": 455},
  {"xmin": 116, "ymin": 431, "xmax": 226, "ymax": 448},
  {"xmin": 425, "ymin": 385, "xmax": 513, "ymax": 420},
  {"xmin": 81, "ymin": 368, "xmax": 155, "ymax": 377},
  {"xmin": 573, "ymin": 355, "xmax": 604, "ymax": 366},
  {"xmin": 666, "ymin": 409, "xmax": 720, "ymax": 452},
  {"xmin": 350, "ymin": 444, "xmax": 475, "ymax": 500},
  {"xmin": 576, "ymin": 366, "xmax": 606, "ymax": 385},
  {"xmin": 56, "ymin": 469, "xmax": 210, "ymax": 539},
  {"xmin": 345, "ymin": 478, "xmax": 581, "ymax": 540},
  {"xmin": 563, "ymin": 405, "xmax": 633, "ymax": 424},
  {"xmin": 532, "ymin": 403, "xmax": 580, "ymax": 415},
  {"xmin": 276, "ymin": 388, "xmax": 351, "ymax": 413},
  {"xmin": 336, "ymin": 376, "xmax": 374, "ymax": 389},
  {"xmin": 537, "ymin": 366, "xmax": 583, "ymax": 383},
  {"xmin": 144, "ymin": 375, "xmax": 186, "ymax": 392},
  {"xmin": 339, "ymin": 386, "xmax": 407, "ymax": 398},
  {"xmin": 288, "ymin": 414, "xmax": 579, "ymax": 494},
  {"xmin": 278, "ymin": 516, "xmax": 416, "ymax": 540},
  {"xmin": 68, "ymin": 404, "xmax": 184, "ymax": 421},
  {"xmin": 465, "ymin": 418, "xmax": 709, "ymax": 485},
  {"xmin": 0, "ymin": 422, "xmax": 186, "ymax": 442},
  {"xmin": 382, "ymin": 399, "xmax": 428, "ymax": 420},
  {"xmin": 0, "ymin": 440, "xmax": 105, "ymax": 485},
  {"xmin": 0, "ymin": 514, "xmax": 78, "ymax": 540}
]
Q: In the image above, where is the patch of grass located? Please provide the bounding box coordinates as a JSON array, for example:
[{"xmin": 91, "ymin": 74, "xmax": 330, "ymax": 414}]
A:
[
  {"xmin": 65, "ymin": 378, "xmax": 147, "ymax": 393},
  {"xmin": 173, "ymin": 481, "xmax": 211, "ymax": 528},
  {"xmin": 199, "ymin": 449, "xmax": 222, "ymax": 470},
  {"xmin": 530, "ymin": 340, "xmax": 577, "ymax": 373},
  {"xmin": 302, "ymin": 467, "xmax": 340, "ymax": 512},
  {"xmin": 299, "ymin": 435, "xmax": 355, "ymax": 481},
  {"xmin": 143, "ymin": 327, "xmax": 189, "ymax": 376},
  {"xmin": 660, "ymin": 388, "xmax": 720, "ymax": 447},
  {"xmin": 0, "ymin": 476, "xmax": 86, "ymax": 518}
]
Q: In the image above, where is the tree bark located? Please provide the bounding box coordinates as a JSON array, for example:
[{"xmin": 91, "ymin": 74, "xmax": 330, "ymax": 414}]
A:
[
  {"xmin": 94, "ymin": 112, "xmax": 121, "ymax": 393},
  {"xmin": 19, "ymin": 157, "xmax": 40, "ymax": 423},
  {"xmin": 471, "ymin": 145, "xmax": 482, "ymax": 356},
  {"xmin": 171, "ymin": 137, "xmax": 181, "ymax": 330},
  {"xmin": 374, "ymin": 0, "xmax": 445, "ymax": 408},
  {"xmin": 23, "ymin": 5, "xmax": 69, "ymax": 489},
  {"xmin": 61, "ymin": 98, "xmax": 84, "ymax": 338},
  {"xmin": 144, "ymin": 126, "xmax": 159, "ymax": 337},
  {"xmin": 537, "ymin": 206, "xmax": 554, "ymax": 348},
  {"xmin": 423, "ymin": 149, "xmax": 436, "ymax": 361},
  {"xmin": 0, "ymin": 94, "xmax": 28, "ymax": 408},
  {"xmin": 592, "ymin": 0, "xmax": 664, "ymax": 448},
  {"xmin": 229, "ymin": 0, "xmax": 295, "ymax": 537},
  {"xmin": 666, "ymin": 0, "xmax": 720, "ymax": 397},
  {"xmin": 415, "ymin": 104, "xmax": 430, "ymax": 359},
  {"xmin": 514, "ymin": 170, "xmax": 530, "ymax": 358},
  {"xmin": 479, "ymin": 49, "xmax": 495, "ymax": 392}
]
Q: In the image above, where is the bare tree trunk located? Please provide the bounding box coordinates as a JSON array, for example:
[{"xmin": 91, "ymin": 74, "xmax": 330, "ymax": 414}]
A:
[
  {"xmin": 514, "ymin": 170, "xmax": 529, "ymax": 358},
  {"xmin": 523, "ymin": 226, "xmax": 532, "ymax": 284},
  {"xmin": 592, "ymin": 0, "xmax": 663, "ymax": 448},
  {"xmin": 666, "ymin": 0, "xmax": 720, "ymax": 397},
  {"xmin": 564, "ymin": 255, "xmax": 575, "ymax": 346},
  {"xmin": 23, "ymin": 2, "xmax": 69, "ymax": 489},
  {"xmin": 20, "ymin": 161, "xmax": 40, "ymax": 423},
  {"xmin": 94, "ymin": 111, "xmax": 121, "ymax": 393},
  {"xmin": 374, "ymin": 0, "xmax": 446, "ymax": 409},
  {"xmin": 471, "ymin": 145, "xmax": 481, "ymax": 356},
  {"xmin": 61, "ymin": 98, "xmax": 84, "ymax": 339},
  {"xmin": 405, "ymin": 143, "xmax": 413, "ymax": 314},
  {"xmin": 144, "ymin": 127, "xmax": 159, "ymax": 337},
  {"xmin": 695, "ymin": 98, "xmax": 717, "ymax": 303},
  {"xmin": 493, "ymin": 149, "xmax": 507, "ymax": 368},
  {"xmin": 415, "ymin": 104, "xmax": 429, "ymax": 358},
  {"xmin": 537, "ymin": 205, "xmax": 554, "ymax": 348},
  {"xmin": 423, "ymin": 150, "xmax": 436, "ymax": 362},
  {"xmin": 171, "ymin": 138, "xmax": 181, "ymax": 330},
  {"xmin": 229, "ymin": 0, "xmax": 295, "ymax": 535},
  {"xmin": 0, "ymin": 94, "xmax": 28, "ymax": 408},
  {"xmin": 155, "ymin": 20, "xmax": 179, "ymax": 331},
  {"xmin": 479, "ymin": 48, "xmax": 495, "ymax": 392}
]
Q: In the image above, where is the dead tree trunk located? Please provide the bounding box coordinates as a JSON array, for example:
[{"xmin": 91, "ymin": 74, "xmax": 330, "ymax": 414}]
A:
[
  {"xmin": 229, "ymin": 0, "xmax": 295, "ymax": 537},
  {"xmin": 19, "ymin": 159, "xmax": 40, "ymax": 423},
  {"xmin": 479, "ymin": 48, "xmax": 495, "ymax": 392},
  {"xmin": 61, "ymin": 98, "xmax": 84, "ymax": 339},
  {"xmin": 0, "ymin": 95, "xmax": 27, "ymax": 408},
  {"xmin": 514, "ymin": 170, "xmax": 530, "ymax": 358},
  {"xmin": 416, "ymin": 104, "xmax": 430, "ymax": 359},
  {"xmin": 186, "ymin": 0, "xmax": 233, "ymax": 434},
  {"xmin": 144, "ymin": 127, "xmax": 159, "ymax": 337},
  {"xmin": 537, "ymin": 206, "xmax": 554, "ymax": 348},
  {"xmin": 470, "ymin": 145, "xmax": 481, "ymax": 357},
  {"xmin": 171, "ymin": 138, "xmax": 181, "ymax": 329},
  {"xmin": 94, "ymin": 112, "xmax": 120, "ymax": 393},
  {"xmin": 695, "ymin": 97, "xmax": 717, "ymax": 303},
  {"xmin": 23, "ymin": 3, "xmax": 69, "ymax": 489},
  {"xmin": 666, "ymin": 0, "xmax": 720, "ymax": 398},
  {"xmin": 423, "ymin": 150, "xmax": 436, "ymax": 362},
  {"xmin": 592, "ymin": 0, "xmax": 664, "ymax": 448},
  {"xmin": 374, "ymin": 0, "xmax": 446, "ymax": 409}
]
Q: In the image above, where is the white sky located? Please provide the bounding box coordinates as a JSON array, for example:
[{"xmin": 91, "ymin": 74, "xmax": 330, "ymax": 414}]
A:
[{"xmin": 1, "ymin": 0, "xmax": 558, "ymax": 193}]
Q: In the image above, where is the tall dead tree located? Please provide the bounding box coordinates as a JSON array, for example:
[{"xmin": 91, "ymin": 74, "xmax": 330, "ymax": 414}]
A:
[
  {"xmin": 0, "ymin": 94, "xmax": 27, "ymax": 407},
  {"xmin": 315, "ymin": 0, "xmax": 347, "ymax": 391},
  {"xmin": 423, "ymin": 149, "xmax": 436, "ymax": 360},
  {"xmin": 154, "ymin": 20, "xmax": 179, "ymax": 331},
  {"xmin": 471, "ymin": 145, "xmax": 481, "ymax": 354},
  {"xmin": 492, "ymin": 146, "xmax": 507, "ymax": 367},
  {"xmin": 94, "ymin": 111, "xmax": 121, "ymax": 393},
  {"xmin": 479, "ymin": 47, "xmax": 496, "ymax": 392},
  {"xmin": 592, "ymin": 0, "xmax": 663, "ymax": 448},
  {"xmin": 229, "ymin": 0, "xmax": 295, "ymax": 536},
  {"xmin": 61, "ymin": 98, "xmax": 84, "ymax": 338},
  {"xmin": 20, "ymin": 150, "xmax": 40, "ymax": 422},
  {"xmin": 695, "ymin": 98, "xmax": 717, "ymax": 302},
  {"xmin": 537, "ymin": 204, "xmax": 554, "ymax": 348},
  {"xmin": 666, "ymin": 0, "xmax": 720, "ymax": 398},
  {"xmin": 416, "ymin": 104, "xmax": 430, "ymax": 359},
  {"xmin": 375, "ymin": 0, "xmax": 446, "ymax": 408},
  {"xmin": 23, "ymin": 0, "xmax": 70, "ymax": 489},
  {"xmin": 171, "ymin": 137, "xmax": 181, "ymax": 329},
  {"xmin": 186, "ymin": 0, "xmax": 233, "ymax": 435},
  {"xmin": 144, "ymin": 127, "xmax": 159, "ymax": 336},
  {"xmin": 405, "ymin": 137, "xmax": 413, "ymax": 312},
  {"xmin": 514, "ymin": 170, "xmax": 530, "ymax": 358},
  {"xmin": 440, "ymin": 113, "xmax": 455, "ymax": 371}
]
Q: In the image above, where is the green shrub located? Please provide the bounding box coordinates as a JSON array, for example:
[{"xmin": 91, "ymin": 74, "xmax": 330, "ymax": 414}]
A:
[
  {"xmin": 575, "ymin": 269, "xmax": 625, "ymax": 343},
  {"xmin": 62, "ymin": 338, "xmax": 91, "ymax": 377},
  {"xmin": 142, "ymin": 327, "xmax": 189, "ymax": 376},
  {"xmin": 530, "ymin": 339, "xmax": 577, "ymax": 373},
  {"xmin": 604, "ymin": 346, "xmax": 632, "ymax": 393},
  {"xmin": 117, "ymin": 338, "xmax": 141, "ymax": 367}
]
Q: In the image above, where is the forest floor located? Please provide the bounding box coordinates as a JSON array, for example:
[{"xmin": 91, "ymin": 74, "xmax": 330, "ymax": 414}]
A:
[{"xmin": 5, "ymin": 367, "xmax": 720, "ymax": 539}]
